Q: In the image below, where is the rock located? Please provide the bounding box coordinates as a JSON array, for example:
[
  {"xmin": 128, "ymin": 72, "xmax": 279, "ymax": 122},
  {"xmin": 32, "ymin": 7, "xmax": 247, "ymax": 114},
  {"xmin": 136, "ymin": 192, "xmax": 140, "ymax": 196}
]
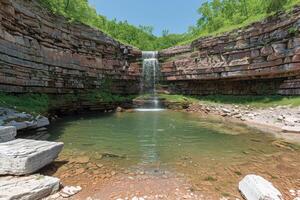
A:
[
  {"xmin": 222, "ymin": 108, "xmax": 231, "ymax": 113},
  {"xmin": 75, "ymin": 168, "xmax": 85, "ymax": 175},
  {"xmin": 116, "ymin": 107, "xmax": 124, "ymax": 112},
  {"xmin": 35, "ymin": 116, "xmax": 50, "ymax": 128},
  {"xmin": 277, "ymin": 115, "xmax": 284, "ymax": 121},
  {"xmin": 60, "ymin": 186, "xmax": 82, "ymax": 198},
  {"xmin": 0, "ymin": 174, "xmax": 60, "ymax": 200},
  {"xmin": 0, "ymin": 126, "xmax": 16, "ymax": 142},
  {"xmin": 0, "ymin": 139, "xmax": 64, "ymax": 175},
  {"xmin": 6, "ymin": 120, "xmax": 28, "ymax": 130},
  {"xmin": 239, "ymin": 175, "xmax": 283, "ymax": 200},
  {"xmin": 72, "ymin": 156, "xmax": 90, "ymax": 164},
  {"xmin": 282, "ymin": 126, "xmax": 300, "ymax": 133}
]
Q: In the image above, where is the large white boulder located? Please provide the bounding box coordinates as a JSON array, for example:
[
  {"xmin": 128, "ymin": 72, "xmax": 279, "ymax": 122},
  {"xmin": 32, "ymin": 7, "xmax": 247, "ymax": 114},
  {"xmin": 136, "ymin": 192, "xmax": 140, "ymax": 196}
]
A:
[
  {"xmin": 239, "ymin": 175, "xmax": 283, "ymax": 200},
  {"xmin": 0, "ymin": 174, "xmax": 60, "ymax": 200},
  {"xmin": 0, "ymin": 126, "xmax": 16, "ymax": 143},
  {"xmin": 0, "ymin": 139, "xmax": 64, "ymax": 175}
]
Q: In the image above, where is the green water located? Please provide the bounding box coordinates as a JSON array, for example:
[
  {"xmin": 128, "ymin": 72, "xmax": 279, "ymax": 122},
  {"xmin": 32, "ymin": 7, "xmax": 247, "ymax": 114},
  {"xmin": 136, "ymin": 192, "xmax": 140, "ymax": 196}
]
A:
[{"xmin": 48, "ymin": 110, "xmax": 283, "ymax": 171}]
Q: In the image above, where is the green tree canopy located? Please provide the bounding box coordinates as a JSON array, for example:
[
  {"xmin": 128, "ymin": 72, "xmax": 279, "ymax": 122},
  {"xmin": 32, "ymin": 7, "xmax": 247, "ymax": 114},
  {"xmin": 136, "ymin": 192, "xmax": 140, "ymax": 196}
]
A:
[{"xmin": 39, "ymin": 0, "xmax": 300, "ymax": 50}]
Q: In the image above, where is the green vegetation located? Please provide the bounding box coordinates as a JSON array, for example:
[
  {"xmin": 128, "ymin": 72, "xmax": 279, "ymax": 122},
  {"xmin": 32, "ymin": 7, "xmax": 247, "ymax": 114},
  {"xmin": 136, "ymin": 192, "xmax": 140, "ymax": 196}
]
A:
[
  {"xmin": 155, "ymin": 94, "xmax": 300, "ymax": 108},
  {"xmin": 0, "ymin": 91, "xmax": 135, "ymax": 115},
  {"xmin": 0, "ymin": 93, "xmax": 50, "ymax": 114},
  {"xmin": 38, "ymin": 0, "xmax": 300, "ymax": 50}
]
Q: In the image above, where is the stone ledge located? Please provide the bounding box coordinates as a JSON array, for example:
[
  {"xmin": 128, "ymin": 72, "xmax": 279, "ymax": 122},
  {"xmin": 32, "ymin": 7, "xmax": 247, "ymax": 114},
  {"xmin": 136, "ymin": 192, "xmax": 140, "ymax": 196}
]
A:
[{"xmin": 0, "ymin": 139, "xmax": 64, "ymax": 175}]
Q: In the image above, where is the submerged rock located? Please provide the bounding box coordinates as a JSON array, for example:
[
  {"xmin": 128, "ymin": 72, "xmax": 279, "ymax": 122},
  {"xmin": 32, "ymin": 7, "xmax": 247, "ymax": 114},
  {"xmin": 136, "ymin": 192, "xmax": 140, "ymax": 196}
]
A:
[
  {"xmin": 0, "ymin": 126, "xmax": 16, "ymax": 143},
  {"xmin": 0, "ymin": 139, "xmax": 64, "ymax": 175},
  {"xmin": 239, "ymin": 174, "xmax": 283, "ymax": 200},
  {"xmin": 0, "ymin": 174, "xmax": 60, "ymax": 200}
]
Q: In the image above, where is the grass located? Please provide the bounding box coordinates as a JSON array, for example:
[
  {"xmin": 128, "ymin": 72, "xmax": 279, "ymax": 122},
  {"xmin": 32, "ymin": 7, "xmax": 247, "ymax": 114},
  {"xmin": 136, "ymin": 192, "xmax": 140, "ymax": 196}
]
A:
[
  {"xmin": 0, "ymin": 92, "xmax": 50, "ymax": 114},
  {"xmin": 153, "ymin": 94, "xmax": 300, "ymax": 108},
  {"xmin": 1, "ymin": 92, "xmax": 300, "ymax": 115},
  {"xmin": 197, "ymin": 95, "xmax": 300, "ymax": 108},
  {"xmin": 0, "ymin": 91, "xmax": 136, "ymax": 115}
]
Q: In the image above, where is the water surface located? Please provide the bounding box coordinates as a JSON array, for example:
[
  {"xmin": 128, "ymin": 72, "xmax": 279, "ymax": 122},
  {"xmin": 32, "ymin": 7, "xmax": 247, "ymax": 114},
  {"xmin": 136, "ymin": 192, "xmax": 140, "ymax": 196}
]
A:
[
  {"xmin": 48, "ymin": 111, "xmax": 286, "ymax": 169},
  {"xmin": 47, "ymin": 110, "xmax": 300, "ymax": 198}
]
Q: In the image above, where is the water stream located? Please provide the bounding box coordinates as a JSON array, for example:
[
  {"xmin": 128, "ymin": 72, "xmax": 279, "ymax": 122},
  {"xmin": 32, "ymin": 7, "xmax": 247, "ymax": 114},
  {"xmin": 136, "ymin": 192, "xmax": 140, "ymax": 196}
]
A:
[{"xmin": 136, "ymin": 51, "xmax": 163, "ymax": 111}]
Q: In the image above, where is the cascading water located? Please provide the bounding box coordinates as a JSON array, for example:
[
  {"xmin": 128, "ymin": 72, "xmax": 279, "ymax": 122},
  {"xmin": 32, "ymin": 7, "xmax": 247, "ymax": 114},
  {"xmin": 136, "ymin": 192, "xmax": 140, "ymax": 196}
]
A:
[{"xmin": 136, "ymin": 51, "xmax": 164, "ymax": 111}]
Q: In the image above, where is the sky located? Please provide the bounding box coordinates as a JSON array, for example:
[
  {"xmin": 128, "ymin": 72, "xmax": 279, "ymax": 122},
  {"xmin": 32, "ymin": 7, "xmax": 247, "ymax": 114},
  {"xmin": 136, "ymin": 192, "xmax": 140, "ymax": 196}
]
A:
[{"xmin": 88, "ymin": 0, "xmax": 206, "ymax": 36}]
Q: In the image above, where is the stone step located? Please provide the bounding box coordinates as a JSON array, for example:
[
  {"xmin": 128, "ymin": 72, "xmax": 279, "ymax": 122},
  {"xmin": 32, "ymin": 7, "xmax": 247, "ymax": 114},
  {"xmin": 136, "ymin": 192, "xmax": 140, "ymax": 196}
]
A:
[
  {"xmin": 0, "ymin": 126, "xmax": 16, "ymax": 143},
  {"xmin": 0, "ymin": 174, "xmax": 60, "ymax": 200},
  {"xmin": 0, "ymin": 139, "xmax": 64, "ymax": 175}
]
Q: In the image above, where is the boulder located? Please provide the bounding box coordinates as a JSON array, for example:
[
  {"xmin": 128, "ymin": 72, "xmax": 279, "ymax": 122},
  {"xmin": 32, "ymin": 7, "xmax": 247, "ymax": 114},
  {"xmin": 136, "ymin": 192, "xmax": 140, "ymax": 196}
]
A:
[
  {"xmin": 0, "ymin": 139, "xmax": 64, "ymax": 175},
  {"xmin": 0, "ymin": 174, "xmax": 60, "ymax": 200},
  {"xmin": 239, "ymin": 175, "xmax": 283, "ymax": 200},
  {"xmin": 0, "ymin": 126, "xmax": 16, "ymax": 143},
  {"xmin": 35, "ymin": 116, "xmax": 50, "ymax": 129}
]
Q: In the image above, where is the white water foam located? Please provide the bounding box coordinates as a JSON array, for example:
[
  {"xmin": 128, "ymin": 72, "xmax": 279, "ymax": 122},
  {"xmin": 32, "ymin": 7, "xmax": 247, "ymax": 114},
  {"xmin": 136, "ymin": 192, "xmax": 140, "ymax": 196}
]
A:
[{"xmin": 135, "ymin": 108, "xmax": 165, "ymax": 112}]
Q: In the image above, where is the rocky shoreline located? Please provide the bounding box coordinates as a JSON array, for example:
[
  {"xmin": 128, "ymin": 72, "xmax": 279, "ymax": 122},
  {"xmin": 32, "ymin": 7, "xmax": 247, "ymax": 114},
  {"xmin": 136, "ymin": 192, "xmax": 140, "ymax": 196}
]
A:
[
  {"xmin": 0, "ymin": 104, "xmax": 299, "ymax": 199},
  {"xmin": 179, "ymin": 102, "xmax": 300, "ymax": 144}
]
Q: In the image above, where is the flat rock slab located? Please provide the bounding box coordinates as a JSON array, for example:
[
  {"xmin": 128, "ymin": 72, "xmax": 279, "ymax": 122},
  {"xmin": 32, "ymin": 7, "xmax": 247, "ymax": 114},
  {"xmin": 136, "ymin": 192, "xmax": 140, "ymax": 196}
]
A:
[
  {"xmin": 0, "ymin": 126, "xmax": 16, "ymax": 143},
  {"xmin": 0, "ymin": 139, "xmax": 64, "ymax": 175},
  {"xmin": 239, "ymin": 174, "xmax": 283, "ymax": 200},
  {"xmin": 0, "ymin": 174, "xmax": 60, "ymax": 200}
]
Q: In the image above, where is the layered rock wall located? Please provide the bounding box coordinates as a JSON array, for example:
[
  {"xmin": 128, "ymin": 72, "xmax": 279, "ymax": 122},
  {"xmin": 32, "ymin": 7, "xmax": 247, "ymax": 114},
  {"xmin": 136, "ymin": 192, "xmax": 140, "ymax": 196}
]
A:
[
  {"xmin": 160, "ymin": 8, "xmax": 300, "ymax": 95},
  {"xmin": 0, "ymin": 0, "xmax": 141, "ymax": 95}
]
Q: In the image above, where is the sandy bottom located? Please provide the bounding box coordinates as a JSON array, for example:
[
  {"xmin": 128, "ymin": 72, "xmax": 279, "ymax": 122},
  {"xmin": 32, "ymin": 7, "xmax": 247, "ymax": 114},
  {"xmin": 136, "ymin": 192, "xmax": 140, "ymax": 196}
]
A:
[{"xmin": 41, "ymin": 149, "xmax": 300, "ymax": 200}]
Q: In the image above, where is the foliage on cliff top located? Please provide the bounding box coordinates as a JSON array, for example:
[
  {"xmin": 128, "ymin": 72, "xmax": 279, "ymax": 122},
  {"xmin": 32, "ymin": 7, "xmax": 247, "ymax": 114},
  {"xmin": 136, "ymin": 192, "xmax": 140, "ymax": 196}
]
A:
[{"xmin": 38, "ymin": 0, "xmax": 300, "ymax": 50}]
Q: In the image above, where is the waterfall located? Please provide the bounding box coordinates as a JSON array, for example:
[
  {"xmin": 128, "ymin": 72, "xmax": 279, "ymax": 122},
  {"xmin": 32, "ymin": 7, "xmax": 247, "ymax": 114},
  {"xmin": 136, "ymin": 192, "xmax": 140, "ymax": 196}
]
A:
[
  {"xmin": 141, "ymin": 51, "xmax": 159, "ymax": 95},
  {"xmin": 136, "ymin": 51, "xmax": 164, "ymax": 111}
]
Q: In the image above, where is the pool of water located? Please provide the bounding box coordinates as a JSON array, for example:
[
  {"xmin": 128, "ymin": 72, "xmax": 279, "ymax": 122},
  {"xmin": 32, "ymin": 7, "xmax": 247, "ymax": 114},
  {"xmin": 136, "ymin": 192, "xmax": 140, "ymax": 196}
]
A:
[
  {"xmin": 48, "ymin": 111, "xmax": 292, "ymax": 168},
  {"xmin": 46, "ymin": 110, "xmax": 300, "ymax": 198}
]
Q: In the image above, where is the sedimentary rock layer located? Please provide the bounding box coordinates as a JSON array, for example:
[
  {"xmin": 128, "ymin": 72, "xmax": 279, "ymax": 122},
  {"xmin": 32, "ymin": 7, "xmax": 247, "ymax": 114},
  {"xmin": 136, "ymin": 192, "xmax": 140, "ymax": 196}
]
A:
[
  {"xmin": 0, "ymin": 0, "xmax": 141, "ymax": 95},
  {"xmin": 159, "ymin": 8, "xmax": 300, "ymax": 95},
  {"xmin": 0, "ymin": 139, "xmax": 64, "ymax": 175}
]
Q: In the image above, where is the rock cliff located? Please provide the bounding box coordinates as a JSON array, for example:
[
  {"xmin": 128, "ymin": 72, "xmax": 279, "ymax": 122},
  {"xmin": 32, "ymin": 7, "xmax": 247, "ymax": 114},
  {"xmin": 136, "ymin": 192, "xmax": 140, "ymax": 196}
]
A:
[
  {"xmin": 159, "ymin": 8, "xmax": 300, "ymax": 95},
  {"xmin": 0, "ymin": 0, "xmax": 141, "ymax": 95}
]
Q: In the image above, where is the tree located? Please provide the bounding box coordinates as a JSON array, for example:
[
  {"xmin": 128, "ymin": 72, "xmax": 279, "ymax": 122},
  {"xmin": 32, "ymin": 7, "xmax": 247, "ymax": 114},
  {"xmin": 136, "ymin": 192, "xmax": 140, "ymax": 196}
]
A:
[{"xmin": 162, "ymin": 29, "xmax": 169, "ymax": 37}]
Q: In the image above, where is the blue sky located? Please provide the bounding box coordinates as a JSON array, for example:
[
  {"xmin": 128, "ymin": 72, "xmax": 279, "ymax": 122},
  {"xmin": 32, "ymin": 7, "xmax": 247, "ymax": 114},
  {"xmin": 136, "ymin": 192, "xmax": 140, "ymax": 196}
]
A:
[{"xmin": 88, "ymin": 0, "xmax": 207, "ymax": 36}]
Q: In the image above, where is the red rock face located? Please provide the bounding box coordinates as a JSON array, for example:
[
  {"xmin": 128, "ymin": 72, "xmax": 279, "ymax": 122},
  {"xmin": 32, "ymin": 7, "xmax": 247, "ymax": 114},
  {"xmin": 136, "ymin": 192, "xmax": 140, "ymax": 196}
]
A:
[
  {"xmin": 159, "ymin": 8, "xmax": 300, "ymax": 95},
  {"xmin": 1, "ymin": 0, "xmax": 300, "ymax": 96},
  {"xmin": 0, "ymin": 0, "xmax": 142, "ymax": 95}
]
